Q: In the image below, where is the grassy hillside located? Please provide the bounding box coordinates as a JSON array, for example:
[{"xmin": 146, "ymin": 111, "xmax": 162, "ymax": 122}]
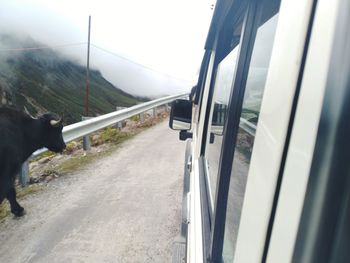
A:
[{"xmin": 0, "ymin": 35, "xmax": 140, "ymax": 124}]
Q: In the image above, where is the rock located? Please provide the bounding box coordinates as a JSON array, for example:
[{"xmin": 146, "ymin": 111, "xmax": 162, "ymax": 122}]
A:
[
  {"xmin": 91, "ymin": 134, "xmax": 101, "ymax": 145},
  {"xmin": 29, "ymin": 176, "xmax": 40, "ymax": 184},
  {"xmin": 64, "ymin": 141, "xmax": 80, "ymax": 154}
]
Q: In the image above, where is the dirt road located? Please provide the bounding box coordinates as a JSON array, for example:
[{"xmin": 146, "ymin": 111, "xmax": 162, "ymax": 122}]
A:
[{"xmin": 0, "ymin": 121, "xmax": 186, "ymax": 263}]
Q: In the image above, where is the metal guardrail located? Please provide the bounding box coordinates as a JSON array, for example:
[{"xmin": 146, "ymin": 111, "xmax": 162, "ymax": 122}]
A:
[
  {"xmin": 32, "ymin": 93, "xmax": 188, "ymax": 158},
  {"xmin": 209, "ymin": 118, "xmax": 256, "ymax": 138},
  {"xmin": 239, "ymin": 117, "xmax": 257, "ymax": 136},
  {"xmin": 213, "ymin": 100, "xmax": 257, "ymax": 137}
]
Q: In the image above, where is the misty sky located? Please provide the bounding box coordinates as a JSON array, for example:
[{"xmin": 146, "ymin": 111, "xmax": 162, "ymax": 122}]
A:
[{"xmin": 0, "ymin": 0, "xmax": 215, "ymax": 97}]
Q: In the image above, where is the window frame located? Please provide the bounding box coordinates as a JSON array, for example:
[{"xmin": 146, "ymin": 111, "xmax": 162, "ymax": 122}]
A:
[
  {"xmin": 194, "ymin": 50, "xmax": 212, "ymax": 106},
  {"xmin": 200, "ymin": 1, "xmax": 249, "ymax": 157},
  {"xmin": 209, "ymin": 1, "xmax": 262, "ymax": 260}
]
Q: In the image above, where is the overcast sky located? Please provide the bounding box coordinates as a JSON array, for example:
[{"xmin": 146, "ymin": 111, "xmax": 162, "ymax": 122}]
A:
[{"xmin": 0, "ymin": 0, "xmax": 215, "ymax": 97}]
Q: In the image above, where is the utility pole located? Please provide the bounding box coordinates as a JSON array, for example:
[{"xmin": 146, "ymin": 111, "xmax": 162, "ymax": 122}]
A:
[
  {"xmin": 85, "ymin": 15, "xmax": 91, "ymax": 116},
  {"xmin": 83, "ymin": 15, "xmax": 92, "ymax": 151}
]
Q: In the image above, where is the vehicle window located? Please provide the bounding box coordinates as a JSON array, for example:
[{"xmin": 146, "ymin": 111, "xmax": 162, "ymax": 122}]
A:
[
  {"xmin": 204, "ymin": 3, "xmax": 247, "ymax": 206},
  {"xmin": 221, "ymin": 1, "xmax": 281, "ymax": 261},
  {"xmin": 206, "ymin": 46, "xmax": 240, "ymax": 203}
]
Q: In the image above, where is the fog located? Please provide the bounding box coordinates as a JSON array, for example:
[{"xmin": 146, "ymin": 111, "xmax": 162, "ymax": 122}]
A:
[{"xmin": 0, "ymin": 0, "xmax": 214, "ymax": 97}]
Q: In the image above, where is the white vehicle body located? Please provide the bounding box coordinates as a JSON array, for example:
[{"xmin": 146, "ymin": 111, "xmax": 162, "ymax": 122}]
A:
[{"xmin": 170, "ymin": 0, "xmax": 349, "ymax": 262}]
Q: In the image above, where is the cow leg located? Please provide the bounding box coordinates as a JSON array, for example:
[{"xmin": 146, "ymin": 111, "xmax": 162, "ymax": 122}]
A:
[{"xmin": 6, "ymin": 187, "xmax": 24, "ymax": 217}]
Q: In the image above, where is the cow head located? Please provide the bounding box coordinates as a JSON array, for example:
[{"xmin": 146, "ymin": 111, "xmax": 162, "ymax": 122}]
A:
[{"xmin": 39, "ymin": 113, "xmax": 66, "ymax": 153}]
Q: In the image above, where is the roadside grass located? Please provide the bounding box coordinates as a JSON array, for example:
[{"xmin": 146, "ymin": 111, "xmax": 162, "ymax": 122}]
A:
[
  {"xmin": 31, "ymin": 150, "xmax": 56, "ymax": 162},
  {"xmin": 0, "ymin": 204, "xmax": 10, "ymax": 221},
  {"xmin": 16, "ymin": 184, "xmax": 42, "ymax": 199}
]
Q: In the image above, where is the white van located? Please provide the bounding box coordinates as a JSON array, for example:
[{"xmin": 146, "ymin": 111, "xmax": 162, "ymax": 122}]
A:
[{"xmin": 169, "ymin": 0, "xmax": 349, "ymax": 262}]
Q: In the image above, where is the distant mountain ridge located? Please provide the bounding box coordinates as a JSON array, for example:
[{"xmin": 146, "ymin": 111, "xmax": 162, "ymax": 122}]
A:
[{"xmin": 0, "ymin": 34, "xmax": 141, "ymax": 124}]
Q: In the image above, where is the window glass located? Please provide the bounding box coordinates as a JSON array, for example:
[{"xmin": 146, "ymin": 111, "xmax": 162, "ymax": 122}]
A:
[
  {"xmin": 222, "ymin": 2, "xmax": 280, "ymax": 261},
  {"xmin": 204, "ymin": 5, "xmax": 247, "ymax": 207},
  {"xmin": 206, "ymin": 46, "xmax": 240, "ymax": 203}
]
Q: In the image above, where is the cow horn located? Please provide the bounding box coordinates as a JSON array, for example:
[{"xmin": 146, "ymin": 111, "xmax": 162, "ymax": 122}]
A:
[
  {"xmin": 50, "ymin": 118, "xmax": 62, "ymax": 127},
  {"xmin": 24, "ymin": 106, "xmax": 37, "ymax": 119}
]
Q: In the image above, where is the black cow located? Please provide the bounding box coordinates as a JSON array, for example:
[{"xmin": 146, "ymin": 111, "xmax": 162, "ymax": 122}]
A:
[{"xmin": 0, "ymin": 107, "xmax": 66, "ymax": 217}]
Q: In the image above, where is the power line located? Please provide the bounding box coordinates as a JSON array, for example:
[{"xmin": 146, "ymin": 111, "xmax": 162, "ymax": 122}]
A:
[
  {"xmin": 90, "ymin": 43, "xmax": 149, "ymax": 69},
  {"xmin": 0, "ymin": 42, "xmax": 87, "ymax": 52}
]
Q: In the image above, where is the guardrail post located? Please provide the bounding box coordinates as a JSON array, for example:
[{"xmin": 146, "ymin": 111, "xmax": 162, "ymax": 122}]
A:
[
  {"xmin": 116, "ymin": 106, "xmax": 127, "ymax": 129},
  {"xmin": 82, "ymin": 116, "xmax": 92, "ymax": 150},
  {"xmin": 139, "ymin": 112, "xmax": 144, "ymax": 122},
  {"xmin": 83, "ymin": 136, "xmax": 91, "ymax": 151},
  {"xmin": 153, "ymin": 107, "xmax": 157, "ymax": 118},
  {"xmin": 18, "ymin": 160, "xmax": 29, "ymax": 187}
]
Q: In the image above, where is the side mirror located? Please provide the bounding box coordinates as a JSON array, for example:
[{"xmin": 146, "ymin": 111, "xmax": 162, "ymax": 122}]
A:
[
  {"xmin": 211, "ymin": 103, "xmax": 227, "ymax": 136},
  {"xmin": 169, "ymin": 99, "xmax": 192, "ymax": 131}
]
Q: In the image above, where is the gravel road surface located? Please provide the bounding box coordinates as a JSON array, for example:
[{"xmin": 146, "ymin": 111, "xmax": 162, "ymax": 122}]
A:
[{"xmin": 0, "ymin": 121, "xmax": 186, "ymax": 263}]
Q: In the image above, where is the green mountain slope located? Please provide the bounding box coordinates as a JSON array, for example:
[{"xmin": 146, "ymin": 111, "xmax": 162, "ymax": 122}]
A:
[{"xmin": 0, "ymin": 35, "xmax": 140, "ymax": 124}]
